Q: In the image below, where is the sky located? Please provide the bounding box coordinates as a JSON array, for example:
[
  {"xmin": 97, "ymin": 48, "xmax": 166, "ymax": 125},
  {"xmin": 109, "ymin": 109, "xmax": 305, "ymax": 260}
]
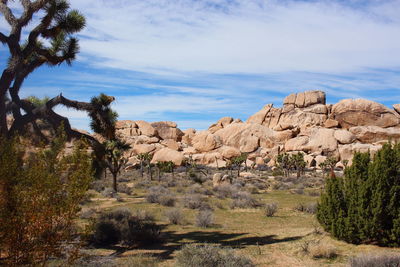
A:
[{"xmin": 1, "ymin": 0, "xmax": 400, "ymax": 131}]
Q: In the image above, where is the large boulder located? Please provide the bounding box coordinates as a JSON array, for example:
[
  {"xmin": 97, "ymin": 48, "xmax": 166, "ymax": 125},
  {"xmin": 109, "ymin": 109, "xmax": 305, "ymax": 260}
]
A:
[
  {"xmin": 214, "ymin": 122, "xmax": 275, "ymax": 152},
  {"xmin": 192, "ymin": 131, "xmax": 222, "ymax": 152},
  {"xmin": 349, "ymin": 126, "xmax": 400, "ymax": 143},
  {"xmin": 334, "ymin": 129, "xmax": 356, "ymax": 144},
  {"xmin": 218, "ymin": 146, "xmax": 241, "ymax": 159},
  {"xmin": 339, "ymin": 143, "xmax": 382, "ymax": 163},
  {"xmin": 283, "ymin": 90, "xmax": 325, "ymax": 108},
  {"xmin": 151, "ymin": 121, "xmax": 183, "ymax": 141},
  {"xmin": 181, "ymin": 128, "xmax": 196, "ymax": 145},
  {"xmin": 284, "ymin": 136, "xmax": 309, "ymax": 152},
  {"xmin": 135, "ymin": 120, "xmax": 157, "ymax": 137},
  {"xmin": 208, "ymin": 117, "xmax": 234, "ymax": 133},
  {"xmin": 284, "ymin": 128, "xmax": 337, "ymax": 155},
  {"xmin": 331, "ymin": 99, "xmax": 400, "ymax": 129},
  {"xmin": 151, "ymin": 148, "xmax": 184, "ymax": 166},
  {"xmin": 247, "ymin": 104, "xmax": 273, "ymax": 125},
  {"xmin": 132, "ymin": 144, "xmax": 156, "ymax": 154}
]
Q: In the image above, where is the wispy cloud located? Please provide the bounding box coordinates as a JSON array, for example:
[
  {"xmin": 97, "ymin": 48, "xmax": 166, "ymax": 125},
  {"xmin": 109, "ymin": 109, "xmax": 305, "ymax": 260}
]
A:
[
  {"xmin": 1, "ymin": 0, "xmax": 400, "ymax": 132},
  {"xmin": 69, "ymin": 0, "xmax": 400, "ymax": 74}
]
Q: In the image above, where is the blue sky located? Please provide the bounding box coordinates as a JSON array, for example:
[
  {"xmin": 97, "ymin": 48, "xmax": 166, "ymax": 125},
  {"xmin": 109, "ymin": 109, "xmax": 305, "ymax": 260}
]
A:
[{"xmin": 1, "ymin": 0, "xmax": 400, "ymax": 131}]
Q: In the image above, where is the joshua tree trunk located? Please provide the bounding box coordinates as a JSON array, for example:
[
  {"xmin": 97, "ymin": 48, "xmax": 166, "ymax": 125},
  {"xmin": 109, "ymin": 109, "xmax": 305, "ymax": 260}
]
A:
[
  {"xmin": 140, "ymin": 161, "xmax": 144, "ymax": 178},
  {"xmin": 237, "ymin": 165, "xmax": 240, "ymax": 177},
  {"xmin": 112, "ymin": 172, "xmax": 118, "ymax": 192}
]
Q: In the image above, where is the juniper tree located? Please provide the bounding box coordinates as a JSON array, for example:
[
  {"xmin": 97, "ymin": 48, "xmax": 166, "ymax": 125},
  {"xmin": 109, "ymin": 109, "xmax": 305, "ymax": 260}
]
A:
[{"xmin": 317, "ymin": 144, "xmax": 400, "ymax": 247}]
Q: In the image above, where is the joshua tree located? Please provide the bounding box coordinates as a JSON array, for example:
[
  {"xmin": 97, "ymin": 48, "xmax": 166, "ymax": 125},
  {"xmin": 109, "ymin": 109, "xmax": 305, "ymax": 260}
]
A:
[
  {"xmin": 0, "ymin": 0, "xmax": 115, "ymax": 148},
  {"xmin": 231, "ymin": 153, "xmax": 248, "ymax": 177},
  {"xmin": 290, "ymin": 152, "xmax": 306, "ymax": 178},
  {"xmin": 324, "ymin": 156, "xmax": 339, "ymax": 178},
  {"xmin": 103, "ymin": 140, "xmax": 130, "ymax": 192},
  {"xmin": 156, "ymin": 161, "xmax": 175, "ymax": 181},
  {"xmin": 138, "ymin": 153, "xmax": 151, "ymax": 178},
  {"xmin": 276, "ymin": 153, "xmax": 291, "ymax": 177}
]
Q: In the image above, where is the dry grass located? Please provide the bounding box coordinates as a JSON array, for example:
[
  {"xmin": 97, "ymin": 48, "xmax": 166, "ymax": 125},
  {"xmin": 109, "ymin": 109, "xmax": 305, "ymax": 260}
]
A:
[{"xmin": 76, "ymin": 169, "xmax": 400, "ymax": 267}]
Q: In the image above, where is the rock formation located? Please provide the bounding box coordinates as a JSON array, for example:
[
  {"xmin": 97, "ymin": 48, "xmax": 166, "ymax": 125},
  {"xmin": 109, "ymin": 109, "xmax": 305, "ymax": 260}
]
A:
[{"xmin": 113, "ymin": 90, "xmax": 400, "ymax": 169}]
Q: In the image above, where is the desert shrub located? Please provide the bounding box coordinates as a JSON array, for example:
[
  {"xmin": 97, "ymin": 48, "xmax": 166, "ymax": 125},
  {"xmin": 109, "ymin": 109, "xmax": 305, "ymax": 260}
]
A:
[
  {"xmin": 317, "ymin": 144, "xmax": 400, "ymax": 246},
  {"xmin": 184, "ymin": 194, "xmax": 207, "ymax": 209},
  {"xmin": 118, "ymin": 183, "xmax": 133, "ymax": 195},
  {"xmin": 146, "ymin": 186, "xmax": 175, "ymax": 206},
  {"xmin": 187, "ymin": 183, "xmax": 204, "ymax": 194},
  {"xmin": 253, "ymin": 181, "xmax": 268, "ymax": 190},
  {"xmin": 165, "ymin": 208, "xmax": 184, "ymax": 225},
  {"xmin": 93, "ymin": 209, "xmax": 161, "ymax": 246},
  {"xmin": 175, "ymin": 243, "xmax": 255, "ymax": 267},
  {"xmin": 101, "ymin": 188, "xmax": 116, "ymax": 198},
  {"xmin": 80, "ymin": 208, "xmax": 97, "ymax": 220},
  {"xmin": 230, "ymin": 191, "xmax": 262, "ymax": 209},
  {"xmin": 244, "ymin": 184, "xmax": 258, "ymax": 194},
  {"xmin": 91, "ymin": 180, "xmax": 106, "ymax": 192},
  {"xmin": 309, "ymin": 242, "xmax": 338, "ymax": 259},
  {"xmin": 349, "ymin": 253, "xmax": 400, "ymax": 267},
  {"xmin": 265, "ymin": 203, "xmax": 278, "ymax": 217},
  {"xmin": 294, "ymin": 203, "xmax": 317, "ymax": 214},
  {"xmin": 213, "ymin": 184, "xmax": 238, "ymax": 199},
  {"xmin": 290, "ymin": 188, "xmax": 304, "ymax": 195},
  {"xmin": 158, "ymin": 194, "xmax": 176, "ymax": 207},
  {"xmin": 0, "ymin": 135, "xmax": 93, "ymax": 266},
  {"xmin": 195, "ymin": 210, "xmax": 214, "ymax": 228}
]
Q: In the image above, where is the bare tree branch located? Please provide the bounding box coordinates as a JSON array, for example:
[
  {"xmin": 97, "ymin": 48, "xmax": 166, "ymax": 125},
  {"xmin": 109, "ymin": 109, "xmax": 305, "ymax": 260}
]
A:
[
  {"xmin": 0, "ymin": 32, "xmax": 8, "ymax": 44},
  {"xmin": 0, "ymin": 2, "xmax": 17, "ymax": 26}
]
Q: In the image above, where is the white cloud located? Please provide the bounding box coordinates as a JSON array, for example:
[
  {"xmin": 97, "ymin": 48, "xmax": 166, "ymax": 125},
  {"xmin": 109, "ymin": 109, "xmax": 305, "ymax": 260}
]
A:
[{"xmin": 68, "ymin": 0, "xmax": 400, "ymax": 74}]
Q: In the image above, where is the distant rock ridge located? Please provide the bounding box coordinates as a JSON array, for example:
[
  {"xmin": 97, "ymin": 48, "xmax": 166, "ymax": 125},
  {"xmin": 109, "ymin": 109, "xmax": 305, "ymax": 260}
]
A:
[{"xmin": 113, "ymin": 90, "xmax": 400, "ymax": 169}]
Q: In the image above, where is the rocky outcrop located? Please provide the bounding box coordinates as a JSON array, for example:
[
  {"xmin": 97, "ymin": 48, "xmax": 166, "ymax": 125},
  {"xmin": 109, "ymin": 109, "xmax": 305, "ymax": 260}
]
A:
[
  {"xmin": 331, "ymin": 99, "xmax": 400, "ymax": 129},
  {"xmin": 113, "ymin": 90, "xmax": 398, "ymax": 170}
]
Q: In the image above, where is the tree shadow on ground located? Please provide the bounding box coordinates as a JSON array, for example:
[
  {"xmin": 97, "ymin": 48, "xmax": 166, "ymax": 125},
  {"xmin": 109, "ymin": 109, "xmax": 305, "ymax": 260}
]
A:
[{"xmin": 139, "ymin": 230, "xmax": 304, "ymax": 260}]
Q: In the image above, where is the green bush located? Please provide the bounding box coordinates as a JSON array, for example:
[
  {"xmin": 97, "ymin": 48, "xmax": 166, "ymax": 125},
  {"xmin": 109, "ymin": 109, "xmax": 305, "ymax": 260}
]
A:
[
  {"xmin": 0, "ymin": 134, "xmax": 93, "ymax": 266},
  {"xmin": 93, "ymin": 209, "xmax": 161, "ymax": 246},
  {"xmin": 317, "ymin": 143, "xmax": 400, "ymax": 246},
  {"xmin": 175, "ymin": 243, "xmax": 255, "ymax": 267}
]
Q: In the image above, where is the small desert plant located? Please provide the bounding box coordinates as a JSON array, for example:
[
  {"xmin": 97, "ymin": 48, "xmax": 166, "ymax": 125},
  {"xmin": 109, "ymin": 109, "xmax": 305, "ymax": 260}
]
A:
[
  {"xmin": 230, "ymin": 191, "xmax": 262, "ymax": 209},
  {"xmin": 93, "ymin": 209, "xmax": 161, "ymax": 246},
  {"xmin": 349, "ymin": 253, "xmax": 400, "ymax": 267},
  {"xmin": 158, "ymin": 194, "xmax": 176, "ymax": 207},
  {"xmin": 213, "ymin": 184, "xmax": 238, "ymax": 199},
  {"xmin": 101, "ymin": 188, "xmax": 116, "ymax": 198},
  {"xmin": 195, "ymin": 210, "xmax": 214, "ymax": 228},
  {"xmin": 184, "ymin": 194, "xmax": 207, "ymax": 209},
  {"xmin": 118, "ymin": 183, "xmax": 133, "ymax": 195},
  {"xmin": 165, "ymin": 208, "xmax": 184, "ymax": 225},
  {"xmin": 294, "ymin": 202, "xmax": 317, "ymax": 214},
  {"xmin": 309, "ymin": 242, "xmax": 338, "ymax": 259},
  {"xmin": 175, "ymin": 243, "xmax": 255, "ymax": 267},
  {"xmin": 146, "ymin": 186, "xmax": 175, "ymax": 206},
  {"xmin": 264, "ymin": 203, "xmax": 278, "ymax": 217}
]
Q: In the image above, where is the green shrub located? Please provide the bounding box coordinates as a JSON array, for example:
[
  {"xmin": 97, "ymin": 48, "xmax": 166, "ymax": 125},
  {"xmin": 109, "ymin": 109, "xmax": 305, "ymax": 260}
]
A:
[
  {"xmin": 317, "ymin": 143, "xmax": 400, "ymax": 246},
  {"xmin": 175, "ymin": 243, "xmax": 255, "ymax": 267},
  {"xmin": 0, "ymin": 135, "xmax": 92, "ymax": 266},
  {"xmin": 93, "ymin": 209, "xmax": 161, "ymax": 246}
]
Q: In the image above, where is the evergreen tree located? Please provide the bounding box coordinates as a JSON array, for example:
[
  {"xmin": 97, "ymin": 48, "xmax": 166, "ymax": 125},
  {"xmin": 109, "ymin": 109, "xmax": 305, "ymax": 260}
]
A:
[{"xmin": 317, "ymin": 143, "xmax": 400, "ymax": 247}]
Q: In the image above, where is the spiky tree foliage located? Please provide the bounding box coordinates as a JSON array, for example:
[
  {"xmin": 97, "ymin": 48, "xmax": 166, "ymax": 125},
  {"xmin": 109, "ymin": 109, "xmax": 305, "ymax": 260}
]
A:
[
  {"xmin": 103, "ymin": 139, "xmax": 130, "ymax": 192},
  {"xmin": 276, "ymin": 152, "xmax": 291, "ymax": 177},
  {"xmin": 87, "ymin": 94, "xmax": 130, "ymax": 191},
  {"xmin": 138, "ymin": 152, "xmax": 153, "ymax": 179},
  {"xmin": 317, "ymin": 144, "xmax": 400, "ymax": 247},
  {"xmin": 231, "ymin": 153, "xmax": 248, "ymax": 177},
  {"xmin": 0, "ymin": 0, "xmax": 115, "ymax": 147},
  {"xmin": 290, "ymin": 152, "xmax": 306, "ymax": 178}
]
